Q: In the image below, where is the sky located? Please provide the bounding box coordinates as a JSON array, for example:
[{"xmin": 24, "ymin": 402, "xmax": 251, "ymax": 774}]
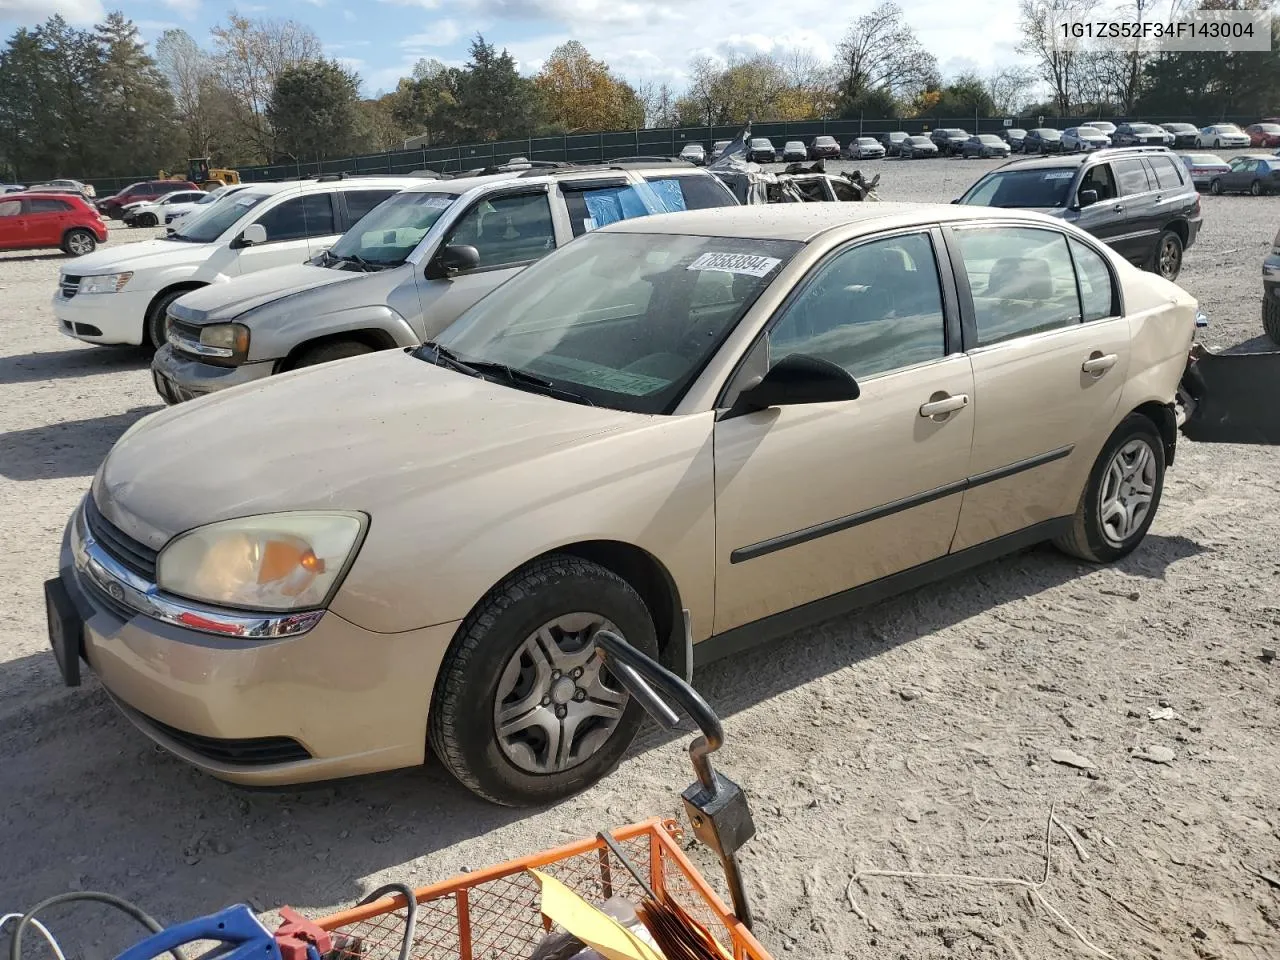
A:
[{"xmin": 0, "ymin": 0, "xmax": 1029, "ymax": 97}]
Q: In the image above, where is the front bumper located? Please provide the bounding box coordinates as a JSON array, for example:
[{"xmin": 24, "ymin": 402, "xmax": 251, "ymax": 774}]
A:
[
  {"xmin": 53, "ymin": 287, "xmax": 152, "ymax": 345},
  {"xmin": 55, "ymin": 503, "xmax": 459, "ymax": 785},
  {"xmin": 151, "ymin": 343, "xmax": 275, "ymax": 404}
]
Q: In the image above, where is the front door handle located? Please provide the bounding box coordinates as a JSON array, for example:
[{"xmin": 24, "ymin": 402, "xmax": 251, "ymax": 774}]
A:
[
  {"xmin": 1081, "ymin": 353, "xmax": 1118, "ymax": 375},
  {"xmin": 1113, "ymin": 204, "xmax": 1125, "ymax": 212},
  {"xmin": 919, "ymin": 393, "xmax": 969, "ymax": 418}
]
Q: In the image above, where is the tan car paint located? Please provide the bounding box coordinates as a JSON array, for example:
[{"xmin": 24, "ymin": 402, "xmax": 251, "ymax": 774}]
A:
[
  {"xmin": 72, "ymin": 203, "xmax": 1196, "ymax": 784},
  {"xmin": 85, "ymin": 610, "xmax": 459, "ymax": 783}
]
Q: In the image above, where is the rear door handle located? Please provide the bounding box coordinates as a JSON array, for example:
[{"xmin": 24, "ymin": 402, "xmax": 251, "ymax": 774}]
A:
[
  {"xmin": 919, "ymin": 393, "xmax": 969, "ymax": 418},
  {"xmin": 1081, "ymin": 353, "xmax": 1118, "ymax": 375}
]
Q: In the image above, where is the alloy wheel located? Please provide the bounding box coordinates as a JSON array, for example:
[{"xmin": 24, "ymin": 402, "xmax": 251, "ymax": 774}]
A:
[
  {"xmin": 1099, "ymin": 439, "xmax": 1157, "ymax": 546},
  {"xmin": 67, "ymin": 232, "xmax": 94, "ymax": 255},
  {"xmin": 493, "ymin": 612, "xmax": 628, "ymax": 775},
  {"xmin": 1158, "ymin": 236, "xmax": 1182, "ymax": 279}
]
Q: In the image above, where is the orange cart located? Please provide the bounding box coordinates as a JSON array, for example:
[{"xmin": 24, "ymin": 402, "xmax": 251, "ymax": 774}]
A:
[{"xmin": 314, "ymin": 631, "xmax": 772, "ymax": 960}]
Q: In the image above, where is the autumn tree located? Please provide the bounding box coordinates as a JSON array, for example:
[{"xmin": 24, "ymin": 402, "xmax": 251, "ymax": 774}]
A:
[
  {"xmin": 210, "ymin": 13, "xmax": 322, "ymax": 161},
  {"xmin": 833, "ymin": 3, "xmax": 937, "ymax": 115},
  {"xmin": 934, "ymin": 72, "xmax": 996, "ymax": 117},
  {"xmin": 534, "ymin": 41, "xmax": 643, "ymax": 131},
  {"xmin": 450, "ymin": 35, "xmax": 538, "ymax": 141}
]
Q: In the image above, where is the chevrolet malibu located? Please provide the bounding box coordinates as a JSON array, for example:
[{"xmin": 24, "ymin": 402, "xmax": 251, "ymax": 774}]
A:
[{"xmin": 49, "ymin": 203, "xmax": 1208, "ymax": 806}]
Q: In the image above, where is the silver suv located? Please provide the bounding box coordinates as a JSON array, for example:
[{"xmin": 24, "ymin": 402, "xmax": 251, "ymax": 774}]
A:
[{"xmin": 151, "ymin": 162, "xmax": 737, "ymax": 403}]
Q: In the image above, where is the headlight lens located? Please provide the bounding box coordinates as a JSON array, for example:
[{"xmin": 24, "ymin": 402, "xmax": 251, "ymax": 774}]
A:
[
  {"xmin": 157, "ymin": 512, "xmax": 366, "ymax": 612},
  {"xmin": 199, "ymin": 322, "xmax": 250, "ymax": 359},
  {"xmin": 80, "ymin": 272, "xmax": 133, "ymax": 295}
]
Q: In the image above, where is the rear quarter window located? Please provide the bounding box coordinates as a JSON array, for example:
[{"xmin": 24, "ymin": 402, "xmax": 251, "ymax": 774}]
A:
[
  {"xmin": 1111, "ymin": 159, "xmax": 1151, "ymax": 195},
  {"xmin": 1146, "ymin": 156, "xmax": 1185, "ymax": 190},
  {"xmin": 644, "ymin": 175, "xmax": 736, "ymax": 211}
]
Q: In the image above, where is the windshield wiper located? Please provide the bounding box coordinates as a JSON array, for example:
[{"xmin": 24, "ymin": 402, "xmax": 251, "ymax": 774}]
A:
[
  {"xmin": 463, "ymin": 359, "xmax": 595, "ymax": 406},
  {"xmin": 414, "ymin": 340, "xmax": 481, "ymax": 377},
  {"xmin": 330, "ymin": 252, "xmax": 385, "ymax": 272}
]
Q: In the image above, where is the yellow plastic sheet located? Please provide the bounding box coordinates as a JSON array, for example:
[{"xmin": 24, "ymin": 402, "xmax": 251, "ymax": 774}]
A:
[{"xmin": 529, "ymin": 869, "xmax": 665, "ymax": 960}]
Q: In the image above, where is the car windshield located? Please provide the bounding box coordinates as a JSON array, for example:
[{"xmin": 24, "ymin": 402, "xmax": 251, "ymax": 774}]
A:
[
  {"xmin": 1185, "ymin": 154, "xmax": 1223, "ymax": 165},
  {"xmin": 946, "ymin": 129, "xmax": 967, "ymax": 136},
  {"xmin": 430, "ymin": 231, "xmax": 802, "ymax": 414},
  {"xmin": 1034, "ymin": 128, "xmax": 1060, "ymax": 138},
  {"xmin": 960, "ymin": 167, "xmax": 1076, "ymax": 208},
  {"xmin": 786, "ymin": 142, "xmax": 804, "ymax": 149},
  {"xmin": 1260, "ymin": 125, "xmax": 1280, "ymax": 133},
  {"xmin": 713, "ymin": 141, "xmax": 730, "ymax": 150},
  {"xmin": 908, "ymin": 136, "xmax": 931, "ymax": 144},
  {"xmin": 327, "ymin": 190, "xmax": 459, "ymax": 267},
  {"xmin": 169, "ymin": 190, "xmax": 270, "ymax": 243},
  {"xmin": 751, "ymin": 139, "xmax": 771, "ymax": 148},
  {"xmin": 1131, "ymin": 124, "xmax": 1161, "ymax": 133},
  {"xmin": 979, "ymin": 135, "xmax": 1003, "ymax": 144},
  {"xmin": 857, "ymin": 137, "xmax": 878, "ymax": 145},
  {"xmin": 1008, "ymin": 129, "xmax": 1026, "ymax": 135},
  {"xmin": 815, "ymin": 137, "xmax": 836, "ymax": 145},
  {"xmin": 1078, "ymin": 127, "xmax": 1102, "ymax": 135},
  {"xmin": 1215, "ymin": 125, "xmax": 1242, "ymax": 133}
]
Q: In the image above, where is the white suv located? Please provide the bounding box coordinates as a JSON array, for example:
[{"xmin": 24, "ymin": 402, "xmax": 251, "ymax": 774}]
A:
[{"xmin": 53, "ymin": 175, "xmax": 422, "ymax": 350}]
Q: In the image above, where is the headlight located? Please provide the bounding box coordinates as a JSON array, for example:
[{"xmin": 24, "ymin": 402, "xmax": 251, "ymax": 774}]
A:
[
  {"xmin": 157, "ymin": 512, "xmax": 367, "ymax": 612},
  {"xmin": 191, "ymin": 322, "xmax": 251, "ymax": 364},
  {"xmin": 79, "ymin": 272, "xmax": 133, "ymax": 294}
]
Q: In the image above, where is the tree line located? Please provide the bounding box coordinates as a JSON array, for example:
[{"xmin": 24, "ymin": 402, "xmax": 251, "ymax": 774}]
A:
[{"xmin": 2, "ymin": 0, "xmax": 1278, "ymax": 182}]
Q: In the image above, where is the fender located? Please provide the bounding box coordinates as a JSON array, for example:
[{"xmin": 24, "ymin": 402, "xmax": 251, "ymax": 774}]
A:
[{"xmin": 246, "ymin": 304, "xmax": 419, "ymax": 363}]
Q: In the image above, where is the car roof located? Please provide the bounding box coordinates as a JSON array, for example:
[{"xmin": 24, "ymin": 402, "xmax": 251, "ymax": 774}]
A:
[
  {"xmin": 997, "ymin": 146, "xmax": 1175, "ymax": 171},
  {"xmin": 13, "ymin": 191, "xmax": 88, "ymax": 202},
  {"xmin": 598, "ymin": 201, "xmax": 1068, "ymax": 242},
  {"xmin": 396, "ymin": 164, "xmax": 716, "ymax": 196},
  {"xmin": 237, "ymin": 175, "xmax": 423, "ymax": 196}
]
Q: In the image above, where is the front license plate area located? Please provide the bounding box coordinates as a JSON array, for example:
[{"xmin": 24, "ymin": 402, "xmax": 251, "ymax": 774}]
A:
[{"xmin": 45, "ymin": 576, "xmax": 83, "ymax": 687}]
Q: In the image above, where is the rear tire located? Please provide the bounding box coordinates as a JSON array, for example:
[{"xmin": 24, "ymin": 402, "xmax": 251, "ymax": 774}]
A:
[
  {"xmin": 1210, "ymin": 178, "xmax": 1223, "ymax": 195},
  {"xmin": 428, "ymin": 555, "xmax": 659, "ymax": 806},
  {"xmin": 1251, "ymin": 180, "xmax": 1263, "ymax": 196},
  {"xmin": 1263, "ymin": 296, "xmax": 1280, "ymax": 345},
  {"xmin": 293, "ymin": 340, "xmax": 375, "ymax": 368},
  {"xmin": 142, "ymin": 213, "xmax": 158, "ymax": 227},
  {"xmin": 1150, "ymin": 229, "xmax": 1183, "ymax": 281},
  {"xmin": 62, "ymin": 229, "xmax": 96, "ymax": 257},
  {"xmin": 1055, "ymin": 414, "xmax": 1165, "ymax": 564}
]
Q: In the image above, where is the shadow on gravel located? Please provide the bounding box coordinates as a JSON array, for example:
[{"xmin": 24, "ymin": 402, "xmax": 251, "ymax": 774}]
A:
[
  {"xmin": 1224, "ymin": 334, "xmax": 1280, "ymax": 355},
  {"xmin": 0, "ymin": 251, "xmax": 72, "ymax": 263},
  {"xmin": 0, "ymin": 532, "xmax": 1205, "ymax": 921},
  {"xmin": 0, "ymin": 346, "xmax": 150, "ymax": 385},
  {"xmin": 0, "ymin": 405, "xmax": 160, "ymax": 480}
]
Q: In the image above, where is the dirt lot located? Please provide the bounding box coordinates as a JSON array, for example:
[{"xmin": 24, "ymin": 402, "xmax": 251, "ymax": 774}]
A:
[{"xmin": 2, "ymin": 159, "xmax": 1278, "ymax": 960}]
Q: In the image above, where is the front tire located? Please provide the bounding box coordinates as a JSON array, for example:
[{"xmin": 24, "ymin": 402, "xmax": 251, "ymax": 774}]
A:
[
  {"xmin": 429, "ymin": 555, "xmax": 659, "ymax": 806},
  {"xmin": 1210, "ymin": 178, "xmax": 1223, "ymax": 195},
  {"xmin": 144, "ymin": 288, "xmax": 194, "ymax": 351},
  {"xmin": 1263, "ymin": 295, "xmax": 1280, "ymax": 345},
  {"xmin": 1055, "ymin": 415, "xmax": 1165, "ymax": 563},
  {"xmin": 1251, "ymin": 180, "xmax": 1263, "ymax": 196}
]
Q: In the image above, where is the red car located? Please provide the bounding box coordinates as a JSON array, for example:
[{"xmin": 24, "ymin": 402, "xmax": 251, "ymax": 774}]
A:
[
  {"xmin": 97, "ymin": 179, "xmax": 200, "ymax": 219},
  {"xmin": 1246, "ymin": 123, "xmax": 1280, "ymax": 147},
  {"xmin": 0, "ymin": 191, "xmax": 108, "ymax": 256}
]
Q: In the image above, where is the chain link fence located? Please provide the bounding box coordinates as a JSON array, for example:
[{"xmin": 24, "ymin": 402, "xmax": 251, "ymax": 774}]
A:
[{"xmin": 74, "ymin": 114, "xmax": 1258, "ymax": 195}]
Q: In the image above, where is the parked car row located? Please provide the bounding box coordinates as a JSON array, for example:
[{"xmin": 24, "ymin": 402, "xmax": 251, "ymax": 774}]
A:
[
  {"xmin": 0, "ymin": 190, "xmax": 107, "ymax": 256},
  {"xmin": 49, "ymin": 164, "xmax": 1231, "ymax": 805}
]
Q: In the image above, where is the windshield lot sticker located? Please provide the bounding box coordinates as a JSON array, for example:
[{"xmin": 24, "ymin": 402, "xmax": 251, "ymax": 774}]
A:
[
  {"xmin": 420, "ymin": 195, "xmax": 455, "ymax": 208},
  {"xmin": 687, "ymin": 252, "xmax": 782, "ymax": 277},
  {"xmin": 1043, "ymin": 171, "xmax": 1075, "ymax": 179}
]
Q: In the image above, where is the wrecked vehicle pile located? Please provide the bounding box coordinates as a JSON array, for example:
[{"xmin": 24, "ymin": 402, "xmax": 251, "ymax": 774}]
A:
[{"xmin": 706, "ymin": 130, "xmax": 881, "ymax": 205}]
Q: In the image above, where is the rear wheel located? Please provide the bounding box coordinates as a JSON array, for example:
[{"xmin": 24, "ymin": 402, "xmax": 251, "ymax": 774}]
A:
[
  {"xmin": 62, "ymin": 229, "xmax": 96, "ymax": 257},
  {"xmin": 1251, "ymin": 179, "xmax": 1264, "ymax": 196},
  {"xmin": 293, "ymin": 340, "xmax": 375, "ymax": 368},
  {"xmin": 141, "ymin": 212, "xmax": 158, "ymax": 227},
  {"xmin": 1055, "ymin": 414, "xmax": 1165, "ymax": 563},
  {"xmin": 429, "ymin": 555, "xmax": 658, "ymax": 806},
  {"xmin": 1214, "ymin": 138, "xmax": 1221, "ymax": 148},
  {"xmin": 1150, "ymin": 229, "xmax": 1183, "ymax": 281},
  {"xmin": 1263, "ymin": 296, "xmax": 1280, "ymax": 345},
  {"xmin": 1209, "ymin": 178, "xmax": 1223, "ymax": 195}
]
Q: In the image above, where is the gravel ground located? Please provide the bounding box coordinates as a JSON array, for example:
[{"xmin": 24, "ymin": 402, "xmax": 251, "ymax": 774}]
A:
[{"xmin": 2, "ymin": 160, "xmax": 1278, "ymax": 960}]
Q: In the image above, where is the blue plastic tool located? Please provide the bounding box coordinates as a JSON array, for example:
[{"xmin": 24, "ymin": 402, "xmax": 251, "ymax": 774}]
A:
[{"xmin": 114, "ymin": 905, "xmax": 288, "ymax": 960}]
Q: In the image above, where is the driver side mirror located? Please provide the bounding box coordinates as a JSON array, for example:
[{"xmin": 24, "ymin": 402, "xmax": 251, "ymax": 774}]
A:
[
  {"xmin": 233, "ymin": 222, "xmax": 267, "ymax": 248},
  {"xmin": 1077, "ymin": 188, "xmax": 1099, "ymax": 209},
  {"xmin": 727, "ymin": 354, "xmax": 860, "ymax": 417},
  {"xmin": 425, "ymin": 244, "xmax": 480, "ymax": 280}
]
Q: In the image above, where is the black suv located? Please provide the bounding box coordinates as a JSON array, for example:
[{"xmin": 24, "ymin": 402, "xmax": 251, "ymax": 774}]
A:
[
  {"xmin": 955, "ymin": 146, "xmax": 1202, "ymax": 281},
  {"xmin": 930, "ymin": 127, "xmax": 970, "ymax": 155}
]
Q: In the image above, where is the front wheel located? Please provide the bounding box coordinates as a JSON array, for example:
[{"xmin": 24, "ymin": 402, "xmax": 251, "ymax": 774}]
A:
[
  {"xmin": 1251, "ymin": 180, "xmax": 1263, "ymax": 196},
  {"xmin": 1214, "ymin": 139, "xmax": 1221, "ymax": 148},
  {"xmin": 429, "ymin": 555, "xmax": 659, "ymax": 806},
  {"xmin": 1151, "ymin": 229, "xmax": 1183, "ymax": 281},
  {"xmin": 1209, "ymin": 178, "xmax": 1223, "ymax": 195},
  {"xmin": 1055, "ymin": 414, "xmax": 1166, "ymax": 563},
  {"xmin": 144, "ymin": 288, "xmax": 193, "ymax": 351},
  {"xmin": 62, "ymin": 228, "xmax": 97, "ymax": 257}
]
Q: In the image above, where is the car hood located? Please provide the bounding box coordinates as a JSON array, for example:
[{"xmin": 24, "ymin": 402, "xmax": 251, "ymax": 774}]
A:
[
  {"xmin": 93, "ymin": 350, "xmax": 646, "ymax": 549},
  {"xmin": 66, "ymin": 237, "xmax": 212, "ymax": 274},
  {"xmin": 168, "ymin": 262, "xmax": 364, "ymax": 323}
]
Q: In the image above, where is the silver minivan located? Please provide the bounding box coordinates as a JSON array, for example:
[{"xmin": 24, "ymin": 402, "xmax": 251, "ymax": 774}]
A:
[{"xmin": 151, "ymin": 162, "xmax": 738, "ymax": 403}]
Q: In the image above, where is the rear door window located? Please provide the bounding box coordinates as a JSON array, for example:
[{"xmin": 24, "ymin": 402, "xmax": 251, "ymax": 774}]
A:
[
  {"xmin": 255, "ymin": 193, "xmax": 337, "ymax": 241},
  {"xmin": 1146, "ymin": 156, "xmax": 1185, "ymax": 190},
  {"xmin": 0, "ymin": 200, "xmax": 20, "ymax": 216},
  {"xmin": 1111, "ymin": 159, "xmax": 1152, "ymax": 196},
  {"xmin": 28, "ymin": 198, "xmax": 72, "ymax": 213},
  {"xmin": 341, "ymin": 189, "xmax": 399, "ymax": 227}
]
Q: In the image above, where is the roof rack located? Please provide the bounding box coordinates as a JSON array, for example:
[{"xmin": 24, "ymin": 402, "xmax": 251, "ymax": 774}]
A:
[
  {"xmin": 1097, "ymin": 145, "xmax": 1173, "ymax": 154},
  {"xmin": 603, "ymin": 156, "xmax": 692, "ymax": 165}
]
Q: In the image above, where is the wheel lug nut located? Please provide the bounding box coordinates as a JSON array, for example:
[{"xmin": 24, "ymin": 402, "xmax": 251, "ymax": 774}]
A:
[
  {"xmin": 572, "ymin": 668, "xmax": 583, "ymax": 679},
  {"xmin": 541, "ymin": 697, "xmax": 551, "ymax": 706},
  {"xmin": 551, "ymin": 670, "xmax": 561, "ymax": 680},
  {"xmin": 574, "ymin": 690, "xmax": 586, "ymax": 702},
  {"xmin": 555, "ymin": 705, "xmax": 567, "ymax": 719}
]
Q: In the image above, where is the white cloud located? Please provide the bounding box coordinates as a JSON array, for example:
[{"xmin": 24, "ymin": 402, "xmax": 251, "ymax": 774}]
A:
[
  {"xmin": 136, "ymin": 18, "xmax": 181, "ymax": 32},
  {"xmin": 378, "ymin": 0, "xmax": 445, "ymax": 9},
  {"xmin": 158, "ymin": 0, "xmax": 200, "ymax": 19},
  {"xmin": 336, "ymin": 56, "xmax": 365, "ymax": 71},
  {"xmin": 400, "ymin": 19, "xmax": 465, "ymax": 48},
  {"xmin": 0, "ymin": 0, "xmax": 103, "ymax": 24}
]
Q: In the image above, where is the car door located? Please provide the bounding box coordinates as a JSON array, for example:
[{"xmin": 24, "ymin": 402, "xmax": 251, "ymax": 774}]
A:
[
  {"xmin": 413, "ymin": 187, "xmax": 560, "ymax": 339},
  {"xmin": 1225, "ymin": 158, "xmax": 1256, "ymax": 192},
  {"xmin": 1144, "ymin": 154, "xmax": 1194, "ymax": 221},
  {"xmin": 944, "ymin": 224, "xmax": 1130, "ymax": 550},
  {"xmin": 711, "ymin": 228, "xmax": 975, "ymax": 633},
  {"xmin": 234, "ymin": 192, "xmax": 338, "ymax": 275},
  {"xmin": 0, "ymin": 197, "xmax": 24, "ymax": 248},
  {"xmin": 1105, "ymin": 157, "xmax": 1160, "ymax": 264},
  {"xmin": 26, "ymin": 197, "xmax": 72, "ymax": 245}
]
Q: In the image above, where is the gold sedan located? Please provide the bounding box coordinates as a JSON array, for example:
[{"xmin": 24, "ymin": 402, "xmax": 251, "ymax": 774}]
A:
[{"xmin": 47, "ymin": 203, "xmax": 1199, "ymax": 805}]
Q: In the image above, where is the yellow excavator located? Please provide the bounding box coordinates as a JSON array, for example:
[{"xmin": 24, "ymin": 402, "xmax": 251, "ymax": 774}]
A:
[{"xmin": 158, "ymin": 158, "xmax": 241, "ymax": 191}]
